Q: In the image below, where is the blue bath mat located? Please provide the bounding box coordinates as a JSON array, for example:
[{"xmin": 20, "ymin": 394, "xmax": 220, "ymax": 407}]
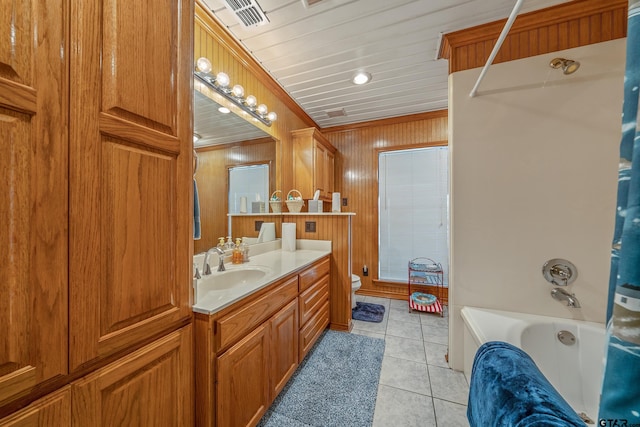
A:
[
  {"xmin": 258, "ymin": 330, "xmax": 384, "ymax": 427},
  {"xmin": 352, "ymin": 302, "xmax": 385, "ymax": 323}
]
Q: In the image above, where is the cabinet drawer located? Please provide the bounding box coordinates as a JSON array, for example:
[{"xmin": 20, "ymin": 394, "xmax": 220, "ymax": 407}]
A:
[
  {"xmin": 216, "ymin": 276, "xmax": 298, "ymax": 352},
  {"xmin": 299, "ymin": 301, "xmax": 329, "ymax": 361},
  {"xmin": 299, "ymin": 275, "xmax": 329, "ymax": 326},
  {"xmin": 299, "ymin": 257, "xmax": 330, "ymax": 292}
]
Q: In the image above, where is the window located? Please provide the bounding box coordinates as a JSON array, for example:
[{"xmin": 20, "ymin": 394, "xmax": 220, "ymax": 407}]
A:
[
  {"xmin": 228, "ymin": 164, "xmax": 269, "ymax": 234},
  {"xmin": 378, "ymin": 147, "xmax": 449, "ymax": 284}
]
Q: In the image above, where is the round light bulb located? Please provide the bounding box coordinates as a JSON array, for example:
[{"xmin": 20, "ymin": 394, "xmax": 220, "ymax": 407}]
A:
[
  {"xmin": 231, "ymin": 84, "xmax": 245, "ymax": 98},
  {"xmin": 352, "ymin": 71, "xmax": 372, "ymax": 85},
  {"xmin": 245, "ymin": 95, "xmax": 257, "ymax": 108},
  {"xmin": 218, "ymin": 106, "xmax": 230, "ymax": 114},
  {"xmin": 195, "ymin": 57, "xmax": 212, "ymax": 74},
  {"xmin": 215, "ymin": 72, "xmax": 230, "ymax": 88},
  {"xmin": 257, "ymin": 104, "xmax": 268, "ymax": 116},
  {"xmin": 266, "ymin": 111, "xmax": 277, "ymax": 122}
]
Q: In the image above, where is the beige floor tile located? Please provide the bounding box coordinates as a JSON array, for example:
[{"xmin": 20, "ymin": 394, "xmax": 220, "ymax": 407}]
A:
[
  {"xmin": 433, "ymin": 398, "xmax": 470, "ymax": 427},
  {"xmin": 384, "ymin": 335, "xmax": 427, "ymax": 363},
  {"xmin": 386, "ymin": 319, "xmax": 423, "ymax": 340},
  {"xmin": 379, "ymin": 355, "xmax": 431, "ymax": 396},
  {"xmin": 424, "ymin": 342, "xmax": 449, "ymax": 368},
  {"xmin": 422, "ymin": 324, "xmax": 448, "ymax": 345},
  {"xmin": 373, "ymin": 385, "xmax": 436, "ymax": 427},
  {"xmin": 428, "ymin": 365, "xmax": 469, "ymax": 406}
]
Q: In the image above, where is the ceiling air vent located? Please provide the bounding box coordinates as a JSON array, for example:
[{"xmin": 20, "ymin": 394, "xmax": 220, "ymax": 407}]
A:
[
  {"xmin": 326, "ymin": 108, "xmax": 347, "ymax": 118},
  {"xmin": 223, "ymin": 0, "xmax": 270, "ymax": 28},
  {"xmin": 301, "ymin": 0, "xmax": 325, "ymax": 7}
]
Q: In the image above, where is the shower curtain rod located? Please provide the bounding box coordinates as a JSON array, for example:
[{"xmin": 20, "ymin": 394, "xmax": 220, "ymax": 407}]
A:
[{"xmin": 469, "ymin": 0, "xmax": 526, "ymax": 97}]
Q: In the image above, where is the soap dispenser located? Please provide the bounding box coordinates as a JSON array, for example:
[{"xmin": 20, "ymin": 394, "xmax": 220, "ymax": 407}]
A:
[
  {"xmin": 232, "ymin": 238, "xmax": 243, "ymax": 264},
  {"xmin": 224, "ymin": 236, "xmax": 235, "ymax": 251},
  {"xmin": 240, "ymin": 237, "xmax": 250, "ymax": 263}
]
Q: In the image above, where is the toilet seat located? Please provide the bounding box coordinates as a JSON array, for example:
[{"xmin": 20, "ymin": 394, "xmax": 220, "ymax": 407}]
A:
[
  {"xmin": 351, "ymin": 275, "xmax": 361, "ymax": 309},
  {"xmin": 351, "ymin": 274, "xmax": 361, "ymax": 290}
]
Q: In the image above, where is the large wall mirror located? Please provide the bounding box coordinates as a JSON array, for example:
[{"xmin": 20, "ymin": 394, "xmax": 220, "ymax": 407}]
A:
[{"xmin": 193, "ymin": 85, "xmax": 280, "ymax": 254}]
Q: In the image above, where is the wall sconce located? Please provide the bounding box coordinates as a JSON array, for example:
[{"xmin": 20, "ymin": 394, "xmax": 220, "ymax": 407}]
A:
[
  {"xmin": 549, "ymin": 57, "xmax": 580, "ymax": 75},
  {"xmin": 194, "ymin": 57, "xmax": 277, "ymax": 126}
]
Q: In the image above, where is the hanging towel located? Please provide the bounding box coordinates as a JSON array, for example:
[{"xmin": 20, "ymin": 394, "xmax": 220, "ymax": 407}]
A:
[
  {"xmin": 193, "ymin": 179, "xmax": 201, "ymax": 240},
  {"xmin": 467, "ymin": 341, "xmax": 585, "ymax": 427}
]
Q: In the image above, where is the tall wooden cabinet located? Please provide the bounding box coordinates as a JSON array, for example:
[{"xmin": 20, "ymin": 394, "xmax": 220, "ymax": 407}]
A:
[
  {"xmin": 292, "ymin": 128, "xmax": 337, "ymax": 201},
  {"xmin": 1, "ymin": 0, "xmax": 194, "ymax": 423},
  {"xmin": 69, "ymin": 0, "xmax": 194, "ymax": 371},
  {"xmin": 0, "ymin": 0, "xmax": 69, "ymax": 408}
]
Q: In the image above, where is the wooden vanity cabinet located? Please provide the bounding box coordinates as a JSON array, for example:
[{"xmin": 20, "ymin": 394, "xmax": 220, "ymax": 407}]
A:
[
  {"xmin": 292, "ymin": 128, "xmax": 337, "ymax": 201},
  {"xmin": 216, "ymin": 299, "xmax": 298, "ymax": 427},
  {"xmin": 195, "ymin": 256, "xmax": 330, "ymax": 427},
  {"xmin": 298, "ymin": 258, "xmax": 330, "ymax": 360}
]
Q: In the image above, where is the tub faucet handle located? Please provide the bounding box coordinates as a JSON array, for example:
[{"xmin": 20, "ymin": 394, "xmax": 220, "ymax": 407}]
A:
[{"xmin": 543, "ymin": 259, "xmax": 577, "ymax": 287}]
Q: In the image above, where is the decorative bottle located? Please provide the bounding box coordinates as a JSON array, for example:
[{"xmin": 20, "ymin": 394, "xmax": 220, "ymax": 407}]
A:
[
  {"xmin": 232, "ymin": 238, "xmax": 243, "ymax": 264},
  {"xmin": 240, "ymin": 238, "xmax": 250, "ymax": 263}
]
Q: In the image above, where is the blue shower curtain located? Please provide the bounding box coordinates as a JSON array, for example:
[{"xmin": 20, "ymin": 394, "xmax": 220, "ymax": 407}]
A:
[{"xmin": 599, "ymin": 1, "xmax": 640, "ymax": 421}]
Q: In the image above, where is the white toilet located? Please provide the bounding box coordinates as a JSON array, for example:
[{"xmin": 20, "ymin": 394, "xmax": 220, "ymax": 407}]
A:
[{"xmin": 351, "ymin": 274, "xmax": 362, "ymax": 309}]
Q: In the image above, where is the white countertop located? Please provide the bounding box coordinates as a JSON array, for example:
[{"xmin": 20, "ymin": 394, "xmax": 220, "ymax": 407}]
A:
[
  {"xmin": 228, "ymin": 212, "xmax": 355, "ymax": 216},
  {"xmin": 192, "ymin": 240, "xmax": 331, "ymax": 315}
]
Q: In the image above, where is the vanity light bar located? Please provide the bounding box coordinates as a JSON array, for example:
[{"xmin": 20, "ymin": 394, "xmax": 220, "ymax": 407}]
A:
[{"xmin": 194, "ymin": 57, "xmax": 277, "ymax": 127}]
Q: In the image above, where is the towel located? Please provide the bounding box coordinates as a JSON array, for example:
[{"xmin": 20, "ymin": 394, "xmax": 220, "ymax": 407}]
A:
[
  {"xmin": 193, "ymin": 179, "xmax": 201, "ymax": 240},
  {"xmin": 467, "ymin": 341, "xmax": 585, "ymax": 427}
]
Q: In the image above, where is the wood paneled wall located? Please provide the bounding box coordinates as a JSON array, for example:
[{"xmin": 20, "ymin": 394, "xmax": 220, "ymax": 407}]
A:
[
  {"xmin": 231, "ymin": 215, "xmax": 283, "ymax": 242},
  {"xmin": 194, "ymin": 139, "xmax": 277, "ymax": 254},
  {"xmin": 282, "ymin": 214, "xmax": 353, "ymax": 331},
  {"xmin": 323, "ymin": 112, "xmax": 448, "ymax": 301},
  {"xmin": 439, "ymin": 0, "xmax": 627, "ymax": 74}
]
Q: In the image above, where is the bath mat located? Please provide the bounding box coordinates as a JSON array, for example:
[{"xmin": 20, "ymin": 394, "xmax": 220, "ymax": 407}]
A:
[
  {"xmin": 258, "ymin": 330, "xmax": 385, "ymax": 427},
  {"xmin": 352, "ymin": 302, "xmax": 386, "ymax": 322}
]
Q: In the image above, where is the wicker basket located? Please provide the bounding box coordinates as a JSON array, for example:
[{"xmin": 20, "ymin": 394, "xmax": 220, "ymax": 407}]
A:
[
  {"xmin": 269, "ymin": 190, "xmax": 282, "ymax": 213},
  {"xmin": 285, "ymin": 189, "xmax": 304, "ymax": 213}
]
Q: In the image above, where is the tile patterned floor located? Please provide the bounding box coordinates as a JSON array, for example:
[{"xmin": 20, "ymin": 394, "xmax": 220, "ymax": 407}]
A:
[{"xmin": 351, "ymin": 296, "xmax": 470, "ymax": 427}]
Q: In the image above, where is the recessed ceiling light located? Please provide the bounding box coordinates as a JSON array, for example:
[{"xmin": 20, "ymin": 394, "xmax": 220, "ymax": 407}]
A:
[
  {"xmin": 218, "ymin": 106, "xmax": 231, "ymax": 114},
  {"xmin": 352, "ymin": 72, "xmax": 372, "ymax": 85}
]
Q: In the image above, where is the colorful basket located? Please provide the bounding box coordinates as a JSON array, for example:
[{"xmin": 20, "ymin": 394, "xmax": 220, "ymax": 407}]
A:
[
  {"xmin": 269, "ymin": 190, "xmax": 282, "ymax": 213},
  {"xmin": 285, "ymin": 189, "xmax": 304, "ymax": 213}
]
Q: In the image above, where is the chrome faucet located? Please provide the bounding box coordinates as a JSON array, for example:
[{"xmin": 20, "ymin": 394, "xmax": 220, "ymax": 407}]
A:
[
  {"xmin": 203, "ymin": 247, "xmax": 225, "ymax": 274},
  {"xmin": 551, "ymin": 288, "xmax": 581, "ymax": 308}
]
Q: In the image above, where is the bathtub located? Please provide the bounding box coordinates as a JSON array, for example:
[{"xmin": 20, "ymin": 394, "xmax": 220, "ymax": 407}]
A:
[{"xmin": 461, "ymin": 307, "xmax": 605, "ymax": 422}]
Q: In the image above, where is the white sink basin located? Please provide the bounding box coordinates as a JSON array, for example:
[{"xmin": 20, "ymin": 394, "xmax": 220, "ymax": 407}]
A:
[{"xmin": 198, "ymin": 267, "xmax": 271, "ymax": 292}]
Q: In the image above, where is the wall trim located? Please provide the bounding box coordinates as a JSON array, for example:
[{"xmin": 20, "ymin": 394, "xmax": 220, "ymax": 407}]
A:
[
  {"xmin": 323, "ymin": 110, "xmax": 448, "ymax": 134},
  {"xmin": 438, "ymin": 0, "xmax": 627, "ymax": 74}
]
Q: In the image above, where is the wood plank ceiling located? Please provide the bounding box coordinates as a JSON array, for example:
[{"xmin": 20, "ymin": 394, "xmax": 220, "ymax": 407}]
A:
[{"xmin": 200, "ymin": 0, "xmax": 571, "ymax": 128}]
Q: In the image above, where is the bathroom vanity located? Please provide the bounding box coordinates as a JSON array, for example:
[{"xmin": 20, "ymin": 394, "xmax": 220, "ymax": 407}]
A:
[{"xmin": 193, "ymin": 246, "xmax": 330, "ymax": 427}]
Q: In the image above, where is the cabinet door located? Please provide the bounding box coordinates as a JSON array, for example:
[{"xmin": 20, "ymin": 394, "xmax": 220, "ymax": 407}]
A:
[
  {"xmin": 217, "ymin": 324, "xmax": 270, "ymax": 427},
  {"xmin": 314, "ymin": 141, "xmax": 327, "ymax": 198},
  {"xmin": 0, "ymin": 387, "xmax": 70, "ymax": 427},
  {"xmin": 71, "ymin": 325, "xmax": 193, "ymax": 427},
  {"xmin": 326, "ymin": 149, "xmax": 335, "ymax": 200},
  {"xmin": 270, "ymin": 300, "xmax": 298, "ymax": 401},
  {"xmin": 0, "ymin": 0, "xmax": 68, "ymax": 406},
  {"xmin": 68, "ymin": 0, "xmax": 194, "ymax": 370}
]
